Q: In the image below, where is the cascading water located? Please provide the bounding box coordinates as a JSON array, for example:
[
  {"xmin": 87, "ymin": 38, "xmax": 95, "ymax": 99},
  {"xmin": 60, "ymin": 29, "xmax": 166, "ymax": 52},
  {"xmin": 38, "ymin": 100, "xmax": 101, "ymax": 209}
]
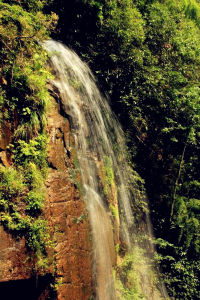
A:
[{"xmin": 44, "ymin": 40, "xmax": 168, "ymax": 300}]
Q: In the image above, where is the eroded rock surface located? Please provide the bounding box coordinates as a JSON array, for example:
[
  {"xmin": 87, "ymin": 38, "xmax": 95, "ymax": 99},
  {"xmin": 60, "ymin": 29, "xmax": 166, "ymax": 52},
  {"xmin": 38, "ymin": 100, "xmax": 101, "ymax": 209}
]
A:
[
  {"xmin": 45, "ymin": 98, "xmax": 93, "ymax": 300},
  {"xmin": 0, "ymin": 98, "xmax": 93, "ymax": 299},
  {"xmin": 0, "ymin": 227, "xmax": 33, "ymax": 281}
]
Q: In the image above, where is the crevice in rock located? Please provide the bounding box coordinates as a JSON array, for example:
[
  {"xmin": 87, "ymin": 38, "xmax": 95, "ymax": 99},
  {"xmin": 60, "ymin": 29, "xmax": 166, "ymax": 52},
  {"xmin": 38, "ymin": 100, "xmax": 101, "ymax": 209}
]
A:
[{"xmin": 48, "ymin": 162, "xmax": 58, "ymax": 170}]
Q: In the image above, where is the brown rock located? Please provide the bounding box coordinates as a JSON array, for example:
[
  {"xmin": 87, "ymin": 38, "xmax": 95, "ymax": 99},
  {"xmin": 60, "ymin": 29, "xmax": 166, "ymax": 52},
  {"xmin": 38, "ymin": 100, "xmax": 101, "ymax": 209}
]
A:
[
  {"xmin": 0, "ymin": 151, "xmax": 11, "ymax": 166},
  {"xmin": 0, "ymin": 121, "xmax": 12, "ymax": 150},
  {"xmin": 45, "ymin": 97, "xmax": 93, "ymax": 300},
  {"xmin": 0, "ymin": 96, "xmax": 93, "ymax": 300},
  {"xmin": 0, "ymin": 227, "xmax": 33, "ymax": 281}
]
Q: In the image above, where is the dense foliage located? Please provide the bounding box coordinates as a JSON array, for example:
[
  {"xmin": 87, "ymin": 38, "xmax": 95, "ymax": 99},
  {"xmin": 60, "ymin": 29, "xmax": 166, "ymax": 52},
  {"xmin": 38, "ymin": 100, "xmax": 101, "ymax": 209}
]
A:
[
  {"xmin": 0, "ymin": 0, "xmax": 56, "ymax": 269},
  {"xmin": 48, "ymin": 0, "xmax": 200, "ymax": 298},
  {"xmin": 1, "ymin": 0, "xmax": 200, "ymax": 298}
]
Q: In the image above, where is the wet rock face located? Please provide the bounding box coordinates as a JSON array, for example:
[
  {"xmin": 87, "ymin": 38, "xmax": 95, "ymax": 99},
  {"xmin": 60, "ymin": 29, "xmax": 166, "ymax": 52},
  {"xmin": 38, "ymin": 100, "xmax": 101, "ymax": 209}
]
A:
[
  {"xmin": 45, "ymin": 98, "xmax": 93, "ymax": 300},
  {"xmin": 0, "ymin": 98, "xmax": 93, "ymax": 299}
]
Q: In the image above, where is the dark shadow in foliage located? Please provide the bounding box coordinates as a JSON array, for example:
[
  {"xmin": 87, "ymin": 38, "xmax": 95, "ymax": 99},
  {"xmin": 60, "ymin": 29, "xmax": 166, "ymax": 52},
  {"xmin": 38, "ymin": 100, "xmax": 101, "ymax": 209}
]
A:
[{"xmin": 0, "ymin": 274, "xmax": 56, "ymax": 300}]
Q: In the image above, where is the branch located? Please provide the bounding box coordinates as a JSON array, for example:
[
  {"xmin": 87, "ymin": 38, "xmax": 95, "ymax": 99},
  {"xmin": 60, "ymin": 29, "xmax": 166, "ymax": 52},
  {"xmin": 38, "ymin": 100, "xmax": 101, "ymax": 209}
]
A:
[{"xmin": 170, "ymin": 143, "xmax": 187, "ymax": 222}]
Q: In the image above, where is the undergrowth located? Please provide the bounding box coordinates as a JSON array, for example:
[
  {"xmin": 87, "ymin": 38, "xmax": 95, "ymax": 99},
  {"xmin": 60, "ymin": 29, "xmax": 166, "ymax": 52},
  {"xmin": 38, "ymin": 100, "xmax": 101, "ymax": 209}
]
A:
[{"xmin": 0, "ymin": 0, "xmax": 57, "ymax": 271}]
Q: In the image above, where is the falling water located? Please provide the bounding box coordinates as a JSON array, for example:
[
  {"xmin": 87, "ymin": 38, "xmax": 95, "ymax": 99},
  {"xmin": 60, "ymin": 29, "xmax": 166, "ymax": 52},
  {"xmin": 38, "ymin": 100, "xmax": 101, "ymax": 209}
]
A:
[{"xmin": 44, "ymin": 40, "xmax": 168, "ymax": 300}]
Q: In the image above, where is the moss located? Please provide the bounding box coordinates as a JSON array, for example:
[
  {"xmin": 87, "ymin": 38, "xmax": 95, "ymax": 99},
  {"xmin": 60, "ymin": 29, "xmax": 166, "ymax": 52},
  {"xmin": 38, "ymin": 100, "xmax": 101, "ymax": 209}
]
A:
[
  {"xmin": 114, "ymin": 248, "xmax": 145, "ymax": 299},
  {"xmin": 114, "ymin": 246, "xmax": 161, "ymax": 299},
  {"xmin": 103, "ymin": 156, "xmax": 114, "ymax": 185},
  {"xmin": 115, "ymin": 243, "xmax": 120, "ymax": 253},
  {"xmin": 98, "ymin": 156, "xmax": 115, "ymax": 197},
  {"xmin": 110, "ymin": 203, "xmax": 119, "ymax": 219}
]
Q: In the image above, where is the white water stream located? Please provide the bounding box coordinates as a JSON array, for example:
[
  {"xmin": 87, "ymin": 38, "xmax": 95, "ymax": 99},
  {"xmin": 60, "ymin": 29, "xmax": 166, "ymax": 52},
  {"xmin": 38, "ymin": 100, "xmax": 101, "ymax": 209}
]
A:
[{"xmin": 44, "ymin": 40, "xmax": 168, "ymax": 300}]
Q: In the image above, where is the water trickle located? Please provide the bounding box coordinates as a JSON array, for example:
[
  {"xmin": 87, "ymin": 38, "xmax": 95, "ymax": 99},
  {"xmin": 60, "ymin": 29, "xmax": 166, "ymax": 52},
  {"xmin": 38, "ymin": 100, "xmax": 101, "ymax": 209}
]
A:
[{"xmin": 44, "ymin": 40, "xmax": 168, "ymax": 300}]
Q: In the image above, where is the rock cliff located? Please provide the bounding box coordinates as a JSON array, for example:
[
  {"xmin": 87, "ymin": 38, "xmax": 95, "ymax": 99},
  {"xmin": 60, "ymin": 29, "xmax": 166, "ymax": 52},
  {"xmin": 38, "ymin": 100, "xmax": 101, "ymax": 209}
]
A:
[{"xmin": 0, "ymin": 96, "xmax": 93, "ymax": 300}]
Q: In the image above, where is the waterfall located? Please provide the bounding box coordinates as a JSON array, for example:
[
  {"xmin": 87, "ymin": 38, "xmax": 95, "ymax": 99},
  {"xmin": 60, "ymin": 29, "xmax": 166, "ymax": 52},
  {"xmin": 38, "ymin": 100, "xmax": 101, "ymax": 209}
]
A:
[{"xmin": 44, "ymin": 40, "xmax": 168, "ymax": 300}]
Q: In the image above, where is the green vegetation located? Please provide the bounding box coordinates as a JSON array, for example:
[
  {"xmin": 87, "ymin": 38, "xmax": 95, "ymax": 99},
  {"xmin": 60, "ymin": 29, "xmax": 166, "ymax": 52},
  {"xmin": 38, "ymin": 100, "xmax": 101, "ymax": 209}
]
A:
[
  {"xmin": 49, "ymin": 0, "xmax": 200, "ymax": 298},
  {"xmin": 1, "ymin": 0, "xmax": 200, "ymax": 298},
  {"xmin": 101, "ymin": 156, "xmax": 114, "ymax": 197},
  {"xmin": 0, "ymin": 165, "xmax": 50, "ymax": 269},
  {"xmin": 114, "ymin": 246, "xmax": 160, "ymax": 299},
  {"xmin": 0, "ymin": 0, "xmax": 56, "ymax": 271},
  {"xmin": 110, "ymin": 203, "xmax": 118, "ymax": 219}
]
